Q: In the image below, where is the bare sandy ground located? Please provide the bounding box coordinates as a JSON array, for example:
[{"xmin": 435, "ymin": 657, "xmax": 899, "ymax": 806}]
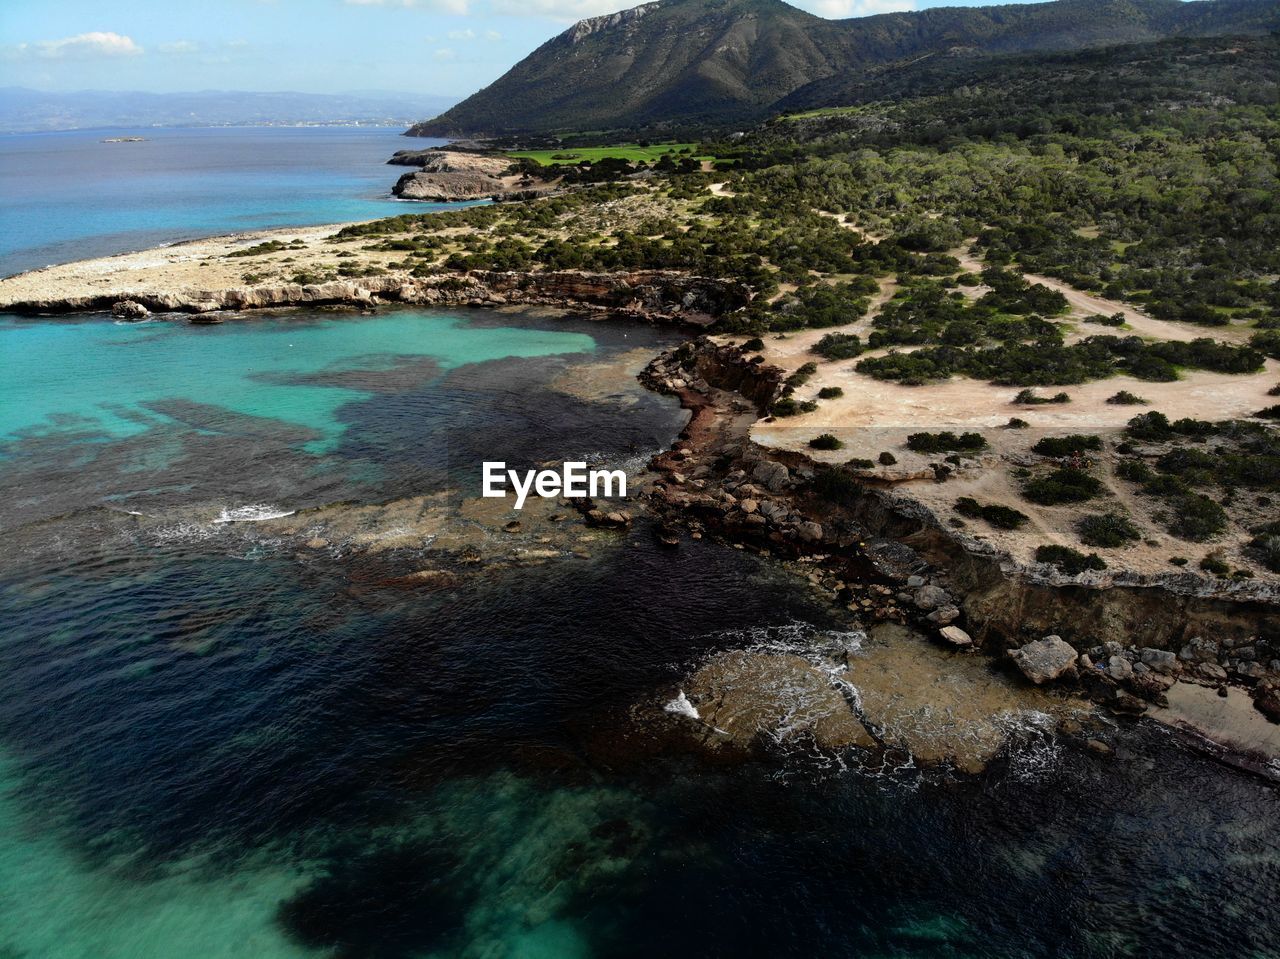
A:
[{"xmin": 0, "ymin": 222, "xmax": 377, "ymax": 306}]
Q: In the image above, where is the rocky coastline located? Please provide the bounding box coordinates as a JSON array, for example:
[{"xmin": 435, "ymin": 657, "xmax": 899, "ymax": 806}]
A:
[
  {"xmin": 6, "ymin": 269, "xmax": 749, "ymax": 327},
  {"xmin": 637, "ymin": 337, "xmax": 1280, "ymax": 748}
]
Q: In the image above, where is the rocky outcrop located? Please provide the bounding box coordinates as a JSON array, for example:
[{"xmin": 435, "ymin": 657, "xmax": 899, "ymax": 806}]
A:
[
  {"xmin": 388, "ymin": 149, "xmax": 556, "ymax": 202},
  {"xmin": 111, "ymin": 299, "xmax": 149, "ymax": 319},
  {"xmin": 675, "ymin": 650, "xmax": 875, "ymax": 757},
  {"xmin": 637, "ymin": 335, "xmax": 1280, "ymax": 729},
  {"xmin": 3, "ymin": 270, "xmax": 750, "ymax": 326}
]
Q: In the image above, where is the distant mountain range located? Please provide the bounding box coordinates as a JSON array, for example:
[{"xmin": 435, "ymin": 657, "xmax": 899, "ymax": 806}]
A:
[
  {"xmin": 0, "ymin": 88, "xmax": 459, "ymax": 134},
  {"xmin": 408, "ymin": 0, "xmax": 1280, "ymax": 137}
]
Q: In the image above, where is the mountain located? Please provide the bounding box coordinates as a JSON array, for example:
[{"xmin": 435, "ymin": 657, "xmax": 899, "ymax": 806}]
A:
[
  {"xmin": 0, "ymin": 88, "xmax": 459, "ymax": 134},
  {"xmin": 407, "ymin": 0, "xmax": 1280, "ymax": 137}
]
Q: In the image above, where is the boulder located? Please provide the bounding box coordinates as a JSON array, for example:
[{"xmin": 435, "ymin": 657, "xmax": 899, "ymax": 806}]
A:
[
  {"xmin": 1105, "ymin": 655, "xmax": 1133, "ymax": 682},
  {"xmin": 795, "ymin": 521, "xmax": 824, "ymax": 543},
  {"xmin": 1178, "ymin": 636, "xmax": 1219, "ymax": 664},
  {"xmin": 111, "ymin": 299, "xmax": 150, "ymax": 319},
  {"xmin": 1011, "ymin": 635, "xmax": 1078, "ymax": 685},
  {"xmin": 1139, "ymin": 648, "xmax": 1180, "ymax": 676},
  {"xmin": 752, "ymin": 460, "xmax": 791, "ymax": 492},
  {"xmin": 938, "ymin": 626, "xmax": 973, "ymax": 648},
  {"xmin": 925, "ymin": 604, "xmax": 960, "ymax": 625},
  {"xmin": 913, "ymin": 584, "xmax": 951, "ymax": 611}
]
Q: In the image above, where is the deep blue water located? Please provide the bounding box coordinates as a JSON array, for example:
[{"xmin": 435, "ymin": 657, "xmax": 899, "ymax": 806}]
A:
[{"xmin": 0, "ymin": 126, "xmax": 447, "ymax": 277}]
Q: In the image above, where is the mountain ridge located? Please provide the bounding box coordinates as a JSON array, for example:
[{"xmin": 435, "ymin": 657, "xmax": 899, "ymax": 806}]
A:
[{"xmin": 407, "ymin": 0, "xmax": 1280, "ymax": 137}]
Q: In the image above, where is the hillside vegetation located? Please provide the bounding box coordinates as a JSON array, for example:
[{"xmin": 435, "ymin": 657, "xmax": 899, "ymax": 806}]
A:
[{"xmin": 408, "ymin": 0, "xmax": 1280, "ymax": 136}]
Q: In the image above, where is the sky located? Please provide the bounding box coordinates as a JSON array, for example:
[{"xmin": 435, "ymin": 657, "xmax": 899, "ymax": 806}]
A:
[{"xmin": 0, "ymin": 0, "xmax": 1060, "ymax": 97}]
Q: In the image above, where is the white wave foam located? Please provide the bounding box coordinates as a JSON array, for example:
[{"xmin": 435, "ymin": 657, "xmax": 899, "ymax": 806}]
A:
[
  {"xmin": 663, "ymin": 690, "xmax": 700, "ymax": 720},
  {"xmin": 213, "ymin": 504, "xmax": 295, "ymax": 524}
]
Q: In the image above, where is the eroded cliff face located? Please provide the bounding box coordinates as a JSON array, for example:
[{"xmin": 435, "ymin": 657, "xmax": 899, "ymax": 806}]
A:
[
  {"xmin": 641, "ymin": 337, "xmax": 1280, "ymax": 727},
  {"xmin": 6, "ymin": 270, "xmax": 751, "ymax": 326}
]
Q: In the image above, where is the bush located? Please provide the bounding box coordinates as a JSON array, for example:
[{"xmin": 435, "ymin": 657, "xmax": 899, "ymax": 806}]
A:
[
  {"xmin": 1014, "ymin": 389, "xmax": 1071, "ymax": 405},
  {"xmin": 770, "ymin": 397, "xmax": 817, "ymax": 417},
  {"xmin": 846, "ymin": 457, "xmax": 875, "ymax": 469},
  {"xmin": 1116, "ymin": 459, "xmax": 1154, "ymax": 483},
  {"xmin": 1255, "ymin": 405, "xmax": 1280, "ymax": 420},
  {"xmin": 878, "ymin": 451, "xmax": 897, "ymax": 466},
  {"xmin": 812, "ymin": 332, "xmax": 866, "ymax": 360},
  {"xmin": 809, "ymin": 433, "xmax": 843, "ymax": 450},
  {"xmin": 1085, "ymin": 313, "xmax": 1126, "ymax": 327},
  {"xmin": 741, "ymin": 337, "xmax": 764, "ymax": 351},
  {"xmin": 1199, "ymin": 554, "xmax": 1230, "ymax": 575},
  {"xmin": 1005, "ymin": 417, "xmax": 1029, "ymax": 429},
  {"xmin": 1077, "ymin": 512, "xmax": 1140, "ymax": 548},
  {"xmin": 1248, "ymin": 521, "xmax": 1280, "ymax": 573},
  {"xmin": 1031, "ymin": 434, "xmax": 1102, "ymax": 457},
  {"xmin": 1023, "ymin": 467, "xmax": 1103, "ymax": 505},
  {"xmin": 1106, "ymin": 390, "xmax": 1147, "ymax": 405},
  {"xmin": 1164, "ymin": 494, "xmax": 1228, "ymax": 541},
  {"xmin": 1036, "ymin": 544, "xmax": 1107, "ymax": 574},
  {"xmin": 817, "ymin": 386, "xmax": 844, "ymax": 399},
  {"xmin": 1126, "ymin": 411, "xmax": 1172, "ymax": 441},
  {"xmin": 955, "ymin": 497, "xmax": 1030, "ymax": 530},
  {"xmin": 905, "ymin": 431, "xmax": 988, "ymax": 453},
  {"xmin": 785, "ymin": 362, "xmax": 819, "ymax": 389}
]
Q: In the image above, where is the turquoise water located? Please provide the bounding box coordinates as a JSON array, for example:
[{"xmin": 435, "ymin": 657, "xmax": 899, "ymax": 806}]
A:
[
  {"xmin": 1, "ymin": 308, "xmax": 1279, "ymax": 958},
  {"xmin": 0, "ymin": 312, "xmax": 594, "ymax": 453},
  {"xmin": 0, "ymin": 127, "xmax": 451, "ymax": 276}
]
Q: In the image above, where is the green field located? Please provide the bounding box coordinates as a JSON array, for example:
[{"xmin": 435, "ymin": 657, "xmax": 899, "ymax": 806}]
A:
[{"xmin": 506, "ymin": 142, "xmax": 711, "ymax": 165}]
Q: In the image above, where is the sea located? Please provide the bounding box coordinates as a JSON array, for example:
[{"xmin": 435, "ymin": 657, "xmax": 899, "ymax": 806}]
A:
[{"xmin": 0, "ymin": 127, "xmax": 1277, "ymax": 959}]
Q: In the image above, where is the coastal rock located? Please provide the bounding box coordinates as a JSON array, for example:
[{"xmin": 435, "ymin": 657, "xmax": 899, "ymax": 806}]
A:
[
  {"xmin": 1106, "ymin": 655, "xmax": 1133, "ymax": 682},
  {"xmin": 913, "ymin": 584, "xmax": 951, "ymax": 611},
  {"xmin": 1140, "ymin": 648, "xmax": 1181, "ymax": 676},
  {"xmin": 1011, "ymin": 635, "xmax": 1078, "ymax": 685},
  {"xmin": 938, "ymin": 625, "xmax": 973, "ymax": 648},
  {"xmin": 1178, "ymin": 636, "xmax": 1219, "ymax": 664},
  {"xmin": 795, "ymin": 521, "xmax": 824, "ymax": 543},
  {"xmin": 926, "ymin": 604, "xmax": 960, "ymax": 625},
  {"xmin": 111, "ymin": 299, "xmax": 149, "ymax": 319},
  {"xmin": 682, "ymin": 651, "xmax": 875, "ymax": 754},
  {"xmin": 752, "ymin": 461, "xmax": 791, "ymax": 492}
]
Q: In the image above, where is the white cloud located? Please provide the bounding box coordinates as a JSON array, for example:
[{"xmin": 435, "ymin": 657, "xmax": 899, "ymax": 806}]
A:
[
  {"xmin": 796, "ymin": 0, "xmax": 916, "ymax": 18},
  {"xmin": 20, "ymin": 32, "xmax": 143, "ymax": 59},
  {"xmin": 448, "ymin": 28, "xmax": 477, "ymax": 39},
  {"xmin": 158, "ymin": 40, "xmax": 199, "ymax": 55},
  {"xmin": 344, "ymin": 0, "xmax": 470, "ymax": 12},
  {"xmin": 488, "ymin": 0, "xmax": 634, "ymax": 20},
  {"xmin": 433, "ymin": 47, "xmax": 456, "ymax": 60}
]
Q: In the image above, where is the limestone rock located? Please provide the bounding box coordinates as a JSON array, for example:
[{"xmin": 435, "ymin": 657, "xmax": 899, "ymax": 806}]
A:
[
  {"xmin": 751, "ymin": 460, "xmax": 791, "ymax": 492},
  {"xmin": 682, "ymin": 651, "xmax": 875, "ymax": 753},
  {"xmin": 1140, "ymin": 647, "xmax": 1180, "ymax": 676},
  {"xmin": 111, "ymin": 299, "xmax": 150, "ymax": 319},
  {"xmin": 1178, "ymin": 636, "xmax": 1219, "ymax": 664},
  {"xmin": 1011, "ymin": 635, "xmax": 1078, "ymax": 685},
  {"xmin": 938, "ymin": 625, "xmax": 973, "ymax": 647},
  {"xmin": 913, "ymin": 584, "xmax": 951, "ymax": 611}
]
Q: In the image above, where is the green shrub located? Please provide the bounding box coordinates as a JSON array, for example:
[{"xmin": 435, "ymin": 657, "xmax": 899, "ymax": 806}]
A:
[
  {"xmin": 1116, "ymin": 459, "xmax": 1154, "ymax": 483},
  {"xmin": 809, "ymin": 433, "xmax": 843, "ymax": 450},
  {"xmin": 1106, "ymin": 390, "xmax": 1147, "ymax": 405},
  {"xmin": 1077, "ymin": 512, "xmax": 1141, "ymax": 548},
  {"xmin": 817, "ymin": 386, "xmax": 844, "ymax": 399},
  {"xmin": 1248, "ymin": 521, "xmax": 1280, "ymax": 572},
  {"xmin": 1036, "ymin": 544, "xmax": 1107, "ymax": 574},
  {"xmin": 1255, "ymin": 405, "xmax": 1280, "ymax": 420},
  {"xmin": 1031, "ymin": 434, "xmax": 1102, "ymax": 457},
  {"xmin": 812, "ymin": 332, "xmax": 865, "ymax": 360},
  {"xmin": 1199, "ymin": 554, "xmax": 1230, "ymax": 575},
  {"xmin": 1165, "ymin": 494, "xmax": 1228, "ymax": 541},
  {"xmin": 955, "ymin": 497, "xmax": 1030, "ymax": 530},
  {"xmin": 1013, "ymin": 389, "xmax": 1071, "ymax": 405},
  {"xmin": 1005, "ymin": 417, "xmax": 1029, "ymax": 429},
  {"xmin": 741, "ymin": 337, "xmax": 764, "ymax": 351},
  {"xmin": 905, "ymin": 431, "xmax": 988, "ymax": 453},
  {"xmin": 1126, "ymin": 411, "xmax": 1172, "ymax": 441},
  {"xmin": 878, "ymin": 451, "xmax": 897, "ymax": 466},
  {"xmin": 771, "ymin": 397, "xmax": 818, "ymax": 417},
  {"xmin": 846, "ymin": 457, "xmax": 875, "ymax": 469},
  {"xmin": 1023, "ymin": 467, "xmax": 1103, "ymax": 505}
]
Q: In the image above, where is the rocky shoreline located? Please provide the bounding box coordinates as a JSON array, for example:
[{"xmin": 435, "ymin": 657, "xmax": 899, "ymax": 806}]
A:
[
  {"xmin": 4, "ymin": 269, "xmax": 749, "ymax": 327},
  {"xmin": 637, "ymin": 337, "xmax": 1280, "ymax": 746}
]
